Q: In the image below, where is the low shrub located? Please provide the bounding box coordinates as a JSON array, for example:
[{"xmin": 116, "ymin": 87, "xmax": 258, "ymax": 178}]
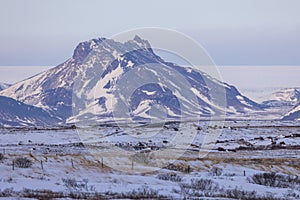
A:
[
  {"xmin": 62, "ymin": 178, "xmax": 95, "ymax": 192},
  {"xmin": 164, "ymin": 162, "xmax": 191, "ymax": 173},
  {"xmin": 249, "ymin": 172, "xmax": 300, "ymax": 188},
  {"xmin": 0, "ymin": 188, "xmax": 14, "ymax": 197},
  {"xmin": 0, "ymin": 153, "xmax": 4, "ymax": 161},
  {"xmin": 14, "ymin": 157, "xmax": 32, "ymax": 168},
  {"xmin": 190, "ymin": 178, "xmax": 219, "ymax": 191},
  {"xmin": 173, "ymin": 178, "xmax": 281, "ymax": 200},
  {"xmin": 121, "ymin": 185, "xmax": 164, "ymax": 199},
  {"xmin": 157, "ymin": 172, "xmax": 182, "ymax": 182}
]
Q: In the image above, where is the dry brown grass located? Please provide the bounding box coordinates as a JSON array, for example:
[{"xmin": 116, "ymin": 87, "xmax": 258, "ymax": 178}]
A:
[
  {"xmin": 175, "ymin": 151, "xmax": 300, "ymax": 175},
  {"xmin": 4, "ymin": 148, "xmax": 300, "ymax": 177}
]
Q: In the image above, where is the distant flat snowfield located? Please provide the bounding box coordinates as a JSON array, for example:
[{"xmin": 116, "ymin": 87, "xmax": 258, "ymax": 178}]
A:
[
  {"xmin": 217, "ymin": 66, "xmax": 300, "ymax": 101},
  {"xmin": 0, "ymin": 65, "xmax": 299, "ymax": 102}
]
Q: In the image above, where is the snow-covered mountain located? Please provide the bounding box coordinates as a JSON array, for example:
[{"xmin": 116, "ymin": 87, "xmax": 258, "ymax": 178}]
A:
[
  {"xmin": 0, "ymin": 36, "xmax": 263, "ymax": 125},
  {"xmin": 259, "ymin": 88, "xmax": 300, "ymax": 121},
  {"xmin": 0, "ymin": 60, "xmax": 76, "ymax": 121},
  {"xmin": 0, "ymin": 96, "xmax": 60, "ymax": 127},
  {"xmin": 283, "ymin": 105, "xmax": 300, "ymax": 120},
  {"xmin": 262, "ymin": 88, "xmax": 300, "ymax": 107},
  {"xmin": 0, "ymin": 82, "xmax": 11, "ymax": 91}
]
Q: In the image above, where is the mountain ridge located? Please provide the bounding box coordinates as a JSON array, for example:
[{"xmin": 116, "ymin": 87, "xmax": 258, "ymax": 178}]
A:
[
  {"xmin": 0, "ymin": 96, "xmax": 60, "ymax": 127},
  {"xmin": 0, "ymin": 82, "xmax": 11, "ymax": 91},
  {"xmin": 262, "ymin": 88, "xmax": 300, "ymax": 107}
]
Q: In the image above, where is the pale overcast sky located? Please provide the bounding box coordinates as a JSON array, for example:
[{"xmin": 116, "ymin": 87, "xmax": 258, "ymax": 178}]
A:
[
  {"xmin": 0, "ymin": 0, "xmax": 300, "ymax": 66},
  {"xmin": 0, "ymin": 0, "xmax": 300, "ymax": 98}
]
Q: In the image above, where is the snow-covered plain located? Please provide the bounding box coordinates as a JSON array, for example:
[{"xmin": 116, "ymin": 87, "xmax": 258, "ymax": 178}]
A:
[{"xmin": 0, "ymin": 120, "xmax": 299, "ymax": 199}]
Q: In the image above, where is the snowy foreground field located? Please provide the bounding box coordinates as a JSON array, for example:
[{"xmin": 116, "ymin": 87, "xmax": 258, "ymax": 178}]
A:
[{"xmin": 0, "ymin": 120, "xmax": 299, "ymax": 199}]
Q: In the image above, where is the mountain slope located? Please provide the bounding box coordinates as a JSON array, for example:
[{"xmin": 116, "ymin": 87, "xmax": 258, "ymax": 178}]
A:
[
  {"xmin": 0, "ymin": 59, "xmax": 77, "ymax": 120},
  {"xmin": 0, "ymin": 96, "xmax": 60, "ymax": 127},
  {"xmin": 69, "ymin": 36, "xmax": 263, "ymax": 122},
  {"xmin": 0, "ymin": 82, "xmax": 11, "ymax": 91},
  {"xmin": 0, "ymin": 36, "xmax": 262, "ymax": 124},
  {"xmin": 262, "ymin": 88, "xmax": 300, "ymax": 107},
  {"xmin": 258, "ymin": 88, "xmax": 300, "ymax": 121},
  {"xmin": 282, "ymin": 105, "xmax": 300, "ymax": 120}
]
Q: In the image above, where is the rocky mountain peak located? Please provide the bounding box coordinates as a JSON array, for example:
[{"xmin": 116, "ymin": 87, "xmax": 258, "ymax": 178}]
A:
[
  {"xmin": 72, "ymin": 38, "xmax": 107, "ymax": 62},
  {"xmin": 132, "ymin": 35, "xmax": 152, "ymax": 49}
]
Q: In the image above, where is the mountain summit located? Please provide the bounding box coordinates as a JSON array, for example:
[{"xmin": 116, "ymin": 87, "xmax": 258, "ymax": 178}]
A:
[
  {"xmin": 262, "ymin": 88, "xmax": 300, "ymax": 107},
  {"xmin": 0, "ymin": 36, "xmax": 263, "ymax": 125}
]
